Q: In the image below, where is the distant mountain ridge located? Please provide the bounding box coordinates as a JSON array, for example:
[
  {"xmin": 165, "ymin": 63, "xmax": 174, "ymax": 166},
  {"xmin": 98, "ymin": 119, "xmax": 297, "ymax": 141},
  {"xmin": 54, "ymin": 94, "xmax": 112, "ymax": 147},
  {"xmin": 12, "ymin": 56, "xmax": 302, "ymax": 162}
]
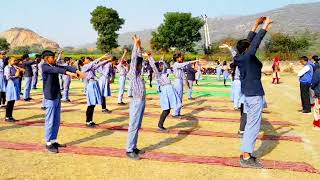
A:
[
  {"xmin": 81, "ymin": 2, "xmax": 320, "ymax": 49},
  {"xmin": 0, "ymin": 27, "xmax": 60, "ymax": 49}
]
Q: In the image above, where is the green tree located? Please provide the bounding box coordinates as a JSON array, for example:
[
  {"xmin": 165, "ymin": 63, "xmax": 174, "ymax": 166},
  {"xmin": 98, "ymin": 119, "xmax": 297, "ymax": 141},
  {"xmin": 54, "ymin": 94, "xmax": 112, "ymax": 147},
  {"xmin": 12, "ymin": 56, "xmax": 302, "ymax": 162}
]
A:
[
  {"xmin": 90, "ymin": 6, "xmax": 125, "ymax": 53},
  {"xmin": 0, "ymin": 38, "xmax": 10, "ymax": 51},
  {"xmin": 151, "ymin": 12, "xmax": 204, "ymax": 52},
  {"xmin": 11, "ymin": 46, "xmax": 31, "ymax": 54}
]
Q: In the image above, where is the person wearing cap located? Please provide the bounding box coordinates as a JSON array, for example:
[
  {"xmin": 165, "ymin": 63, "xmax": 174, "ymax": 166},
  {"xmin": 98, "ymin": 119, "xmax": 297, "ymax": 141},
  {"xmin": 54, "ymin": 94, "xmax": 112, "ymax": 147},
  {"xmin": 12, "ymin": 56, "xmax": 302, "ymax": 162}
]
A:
[
  {"xmin": 41, "ymin": 50, "xmax": 83, "ymax": 153},
  {"xmin": 0, "ymin": 51, "xmax": 8, "ymax": 108},
  {"xmin": 21, "ymin": 54, "xmax": 36, "ymax": 101}
]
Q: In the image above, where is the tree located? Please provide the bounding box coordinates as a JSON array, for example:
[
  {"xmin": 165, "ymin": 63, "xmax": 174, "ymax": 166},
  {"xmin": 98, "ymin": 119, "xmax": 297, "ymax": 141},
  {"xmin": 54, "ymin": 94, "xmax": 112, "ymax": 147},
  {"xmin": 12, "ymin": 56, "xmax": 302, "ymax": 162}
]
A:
[
  {"xmin": 11, "ymin": 46, "xmax": 31, "ymax": 54},
  {"xmin": 151, "ymin": 12, "xmax": 204, "ymax": 52},
  {"xmin": 90, "ymin": 6, "xmax": 125, "ymax": 53},
  {"xmin": 0, "ymin": 38, "xmax": 10, "ymax": 51}
]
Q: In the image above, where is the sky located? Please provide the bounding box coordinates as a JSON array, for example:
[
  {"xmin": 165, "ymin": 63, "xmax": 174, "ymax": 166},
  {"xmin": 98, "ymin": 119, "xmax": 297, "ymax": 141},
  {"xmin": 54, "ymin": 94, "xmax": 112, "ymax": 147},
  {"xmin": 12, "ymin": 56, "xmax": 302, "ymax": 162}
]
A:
[{"xmin": 0, "ymin": 0, "xmax": 319, "ymax": 47}]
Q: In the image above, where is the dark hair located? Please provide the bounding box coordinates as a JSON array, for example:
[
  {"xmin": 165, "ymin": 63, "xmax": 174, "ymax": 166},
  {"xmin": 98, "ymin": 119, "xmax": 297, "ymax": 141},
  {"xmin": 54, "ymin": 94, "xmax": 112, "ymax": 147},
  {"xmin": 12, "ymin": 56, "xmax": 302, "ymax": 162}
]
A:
[
  {"xmin": 42, "ymin": 50, "xmax": 55, "ymax": 58},
  {"xmin": 173, "ymin": 53, "xmax": 182, "ymax": 62},
  {"xmin": 111, "ymin": 56, "xmax": 117, "ymax": 61},
  {"xmin": 85, "ymin": 57, "xmax": 93, "ymax": 61},
  {"xmin": 223, "ymin": 61, "xmax": 227, "ymax": 66},
  {"xmin": 312, "ymin": 55, "xmax": 319, "ymax": 62},
  {"xmin": 137, "ymin": 56, "xmax": 143, "ymax": 68},
  {"xmin": 300, "ymin": 56, "xmax": 309, "ymax": 62},
  {"xmin": 35, "ymin": 54, "xmax": 41, "ymax": 59},
  {"xmin": 64, "ymin": 57, "xmax": 71, "ymax": 62},
  {"xmin": 236, "ymin": 39, "xmax": 251, "ymax": 54},
  {"xmin": 21, "ymin": 54, "xmax": 29, "ymax": 60}
]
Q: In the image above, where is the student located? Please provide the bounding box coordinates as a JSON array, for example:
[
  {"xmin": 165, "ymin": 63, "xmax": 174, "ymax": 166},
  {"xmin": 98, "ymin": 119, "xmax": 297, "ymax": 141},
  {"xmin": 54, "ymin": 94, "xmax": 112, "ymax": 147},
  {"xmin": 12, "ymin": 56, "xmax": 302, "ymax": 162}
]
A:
[
  {"xmin": 117, "ymin": 49, "xmax": 129, "ymax": 105},
  {"xmin": 0, "ymin": 51, "xmax": 8, "ymax": 108},
  {"xmin": 311, "ymin": 62, "xmax": 320, "ymax": 130},
  {"xmin": 22, "ymin": 54, "xmax": 36, "ymax": 101},
  {"xmin": 172, "ymin": 53, "xmax": 199, "ymax": 117},
  {"xmin": 195, "ymin": 62, "xmax": 202, "ymax": 85},
  {"xmin": 126, "ymin": 35, "xmax": 146, "ymax": 160},
  {"xmin": 272, "ymin": 56, "xmax": 281, "ymax": 84},
  {"xmin": 298, "ymin": 56, "xmax": 314, "ymax": 114},
  {"xmin": 222, "ymin": 61, "xmax": 229, "ymax": 86},
  {"xmin": 32, "ymin": 54, "xmax": 41, "ymax": 89},
  {"xmin": 4, "ymin": 57, "xmax": 25, "ymax": 122},
  {"xmin": 146, "ymin": 53, "xmax": 182, "ymax": 131},
  {"xmin": 216, "ymin": 60, "xmax": 222, "ymax": 81},
  {"xmin": 56, "ymin": 53, "xmax": 65, "ymax": 91},
  {"xmin": 41, "ymin": 50, "xmax": 82, "ymax": 153},
  {"xmin": 82, "ymin": 55, "xmax": 112, "ymax": 127},
  {"xmin": 61, "ymin": 57, "xmax": 73, "ymax": 102},
  {"xmin": 185, "ymin": 63, "xmax": 197, "ymax": 100},
  {"xmin": 97, "ymin": 56, "xmax": 117, "ymax": 113},
  {"xmin": 235, "ymin": 17, "xmax": 272, "ymax": 168}
]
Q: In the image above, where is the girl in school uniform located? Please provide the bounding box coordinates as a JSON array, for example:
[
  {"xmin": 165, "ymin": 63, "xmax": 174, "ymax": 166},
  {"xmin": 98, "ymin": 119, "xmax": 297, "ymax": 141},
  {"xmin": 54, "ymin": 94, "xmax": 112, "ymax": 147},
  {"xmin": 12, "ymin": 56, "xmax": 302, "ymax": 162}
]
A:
[
  {"xmin": 195, "ymin": 62, "xmax": 202, "ymax": 85},
  {"xmin": 216, "ymin": 60, "xmax": 222, "ymax": 81},
  {"xmin": 97, "ymin": 56, "xmax": 117, "ymax": 113},
  {"xmin": 0, "ymin": 51, "xmax": 8, "ymax": 108},
  {"xmin": 146, "ymin": 53, "xmax": 182, "ymax": 131},
  {"xmin": 82, "ymin": 54, "xmax": 112, "ymax": 127},
  {"xmin": 4, "ymin": 57, "xmax": 25, "ymax": 122}
]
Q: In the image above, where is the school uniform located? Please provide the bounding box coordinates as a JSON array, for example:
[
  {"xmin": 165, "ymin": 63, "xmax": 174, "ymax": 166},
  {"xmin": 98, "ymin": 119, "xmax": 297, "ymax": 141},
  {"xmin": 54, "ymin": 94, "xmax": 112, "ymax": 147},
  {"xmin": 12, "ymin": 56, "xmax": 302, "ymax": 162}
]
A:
[
  {"xmin": 195, "ymin": 65, "xmax": 202, "ymax": 81},
  {"xmin": 235, "ymin": 29, "xmax": 267, "ymax": 154},
  {"xmin": 117, "ymin": 61, "xmax": 128, "ymax": 103},
  {"xmin": 82, "ymin": 60, "xmax": 109, "ymax": 124},
  {"xmin": 0, "ymin": 59, "xmax": 8, "ymax": 106},
  {"xmin": 42, "ymin": 63, "xmax": 77, "ymax": 144},
  {"xmin": 216, "ymin": 64, "xmax": 222, "ymax": 80},
  {"xmin": 298, "ymin": 62, "xmax": 314, "ymax": 113},
  {"xmin": 126, "ymin": 45, "xmax": 146, "ymax": 153},
  {"xmin": 311, "ymin": 69, "xmax": 320, "ymax": 128},
  {"xmin": 185, "ymin": 64, "xmax": 197, "ymax": 99},
  {"xmin": 31, "ymin": 63, "xmax": 38, "ymax": 89},
  {"xmin": 97, "ymin": 62, "xmax": 112, "ymax": 110},
  {"xmin": 22, "ymin": 60, "xmax": 36, "ymax": 99},
  {"xmin": 56, "ymin": 59, "xmax": 64, "ymax": 90},
  {"xmin": 61, "ymin": 63, "xmax": 72, "ymax": 102},
  {"xmin": 172, "ymin": 60, "xmax": 197, "ymax": 116},
  {"xmin": 149, "ymin": 58, "xmax": 181, "ymax": 129},
  {"xmin": 4, "ymin": 65, "xmax": 21, "ymax": 119}
]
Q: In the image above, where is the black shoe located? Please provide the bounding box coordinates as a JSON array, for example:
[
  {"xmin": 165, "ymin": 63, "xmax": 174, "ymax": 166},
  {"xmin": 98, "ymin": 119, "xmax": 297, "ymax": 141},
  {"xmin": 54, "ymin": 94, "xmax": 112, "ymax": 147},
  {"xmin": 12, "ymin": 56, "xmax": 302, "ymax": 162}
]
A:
[
  {"xmin": 62, "ymin": 99, "xmax": 71, "ymax": 103},
  {"xmin": 41, "ymin": 107, "xmax": 47, "ymax": 110},
  {"xmin": 302, "ymin": 110, "xmax": 311, "ymax": 114},
  {"xmin": 102, "ymin": 109, "xmax": 112, "ymax": 113},
  {"xmin": 5, "ymin": 117, "xmax": 16, "ymax": 122},
  {"xmin": 52, "ymin": 142, "xmax": 67, "ymax": 148},
  {"xmin": 46, "ymin": 144, "xmax": 59, "ymax": 153},
  {"xmin": 86, "ymin": 122, "xmax": 97, "ymax": 128},
  {"xmin": 126, "ymin": 152, "xmax": 140, "ymax": 160},
  {"xmin": 158, "ymin": 127, "xmax": 168, "ymax": 132},
  {"xmin": 0, "ymin": 105, "xmax": 6, "ymax": 108},
  {"xmin": 188, "ymin": 98, "xmax": 195, "ymax": 100},
  {"xmin": 133, "ymin": 148, "xmax": 145, "ymax": 155},
  {"xmin": 118, "ymin": 102, "xmax": 126, "ymax": 105},
  {"xmin": 32, "ymin": 88, "xmax": 38, "ymax": 90},
  {"xmin": 240, "ymin": 155, "xmax": 263, "ymax": 169},
  {"xmin": 24, "ymin": 98, "xmax": 31, "ymax": 102}
]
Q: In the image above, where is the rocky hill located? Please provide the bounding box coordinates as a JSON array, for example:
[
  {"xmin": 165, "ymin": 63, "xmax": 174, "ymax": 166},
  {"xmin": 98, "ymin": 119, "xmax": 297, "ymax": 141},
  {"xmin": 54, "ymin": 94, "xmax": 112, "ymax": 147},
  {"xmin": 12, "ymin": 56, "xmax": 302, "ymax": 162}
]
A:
[{"xmin": 0, "ymin": 27, "xmax": 60, "ymax": 49}]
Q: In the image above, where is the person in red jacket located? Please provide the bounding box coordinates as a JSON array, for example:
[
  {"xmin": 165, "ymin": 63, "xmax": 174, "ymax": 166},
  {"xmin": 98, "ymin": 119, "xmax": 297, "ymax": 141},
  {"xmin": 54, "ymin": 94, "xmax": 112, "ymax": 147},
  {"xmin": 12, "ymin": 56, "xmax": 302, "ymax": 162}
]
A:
[{"xmin": 272, "ymin": 56, "xmax": 280, "ymax": 84}]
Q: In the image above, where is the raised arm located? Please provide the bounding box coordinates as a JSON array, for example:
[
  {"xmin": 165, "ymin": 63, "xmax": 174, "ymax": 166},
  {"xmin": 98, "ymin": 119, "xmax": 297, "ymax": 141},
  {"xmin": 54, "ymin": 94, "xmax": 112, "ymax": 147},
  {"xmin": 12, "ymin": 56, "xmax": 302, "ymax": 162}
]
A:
[
  {"xmin": 148, "ymin": 56, "xmax": 159, "ymax": 74},
  {"xmin": 174, "ymin": 60, "xmax": 198, "ymax": 69},
  {"xmin": 129, "ymin": 35, "xmax": 142, "ymax": 76},
  {"xmin": 42, "ymin": 64, "xmax": 67, "ymax": 75},
  {"xmin": 247, "ymin": 17, "xmax": 272, "ymax": 56}
]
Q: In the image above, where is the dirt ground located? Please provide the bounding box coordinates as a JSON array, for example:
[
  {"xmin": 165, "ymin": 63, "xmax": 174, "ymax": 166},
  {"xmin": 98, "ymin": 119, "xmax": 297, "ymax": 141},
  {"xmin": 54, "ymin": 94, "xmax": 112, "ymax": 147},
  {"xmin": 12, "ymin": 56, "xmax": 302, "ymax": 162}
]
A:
[{"xmin": 0, "ymin": 74, "xmax": 319, "ymax": 180}]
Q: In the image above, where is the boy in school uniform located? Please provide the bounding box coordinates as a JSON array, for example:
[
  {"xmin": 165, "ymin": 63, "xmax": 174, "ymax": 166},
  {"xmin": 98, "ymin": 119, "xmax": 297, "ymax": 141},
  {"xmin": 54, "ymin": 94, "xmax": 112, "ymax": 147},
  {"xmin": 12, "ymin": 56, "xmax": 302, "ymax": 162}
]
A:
[
  {"xmin": 22, "ymin": 54, "xmax": 36, "ymax": 101},
  {"xmin": 126, "ymin": 35, "xmax": 146, "ymax": 160},
  {"xmin": 41, "ymin": 50, "xmax": 82, "ymax": 153},
  {"xmin": 172, "ymin": 53, "xmax": 198, "ymax": 118},
  {"xmin": 31, "ymin": 54, "xmax": 41, "ymax": 89},
  {"xmin": 235, "ymin": 17, "xmax": 273, "ymax": 168},
  {"xmin": 0, "ymin": 51, "xmax": 8, "ymax": 108},
  {"xmin": 185, "ymin": 63, "xmax": 197, "ymax": 100},
  {"xmin": 82, "ymin": 55, "xmax": 112, "ymax": 127},
  {"xmin": 61, "ymin": 57, "xmax": 73, "ymax": 102},
  {"xmin": 298, "ymin": 56, "xmax": 314, "ymax": 114},
  {"xmin": 4, "ymin": 57, "xmax": 24, "ymax": 122},
  {"xmin": 117, "ymin": 49, "xmax": 129, "ymax": 105}
]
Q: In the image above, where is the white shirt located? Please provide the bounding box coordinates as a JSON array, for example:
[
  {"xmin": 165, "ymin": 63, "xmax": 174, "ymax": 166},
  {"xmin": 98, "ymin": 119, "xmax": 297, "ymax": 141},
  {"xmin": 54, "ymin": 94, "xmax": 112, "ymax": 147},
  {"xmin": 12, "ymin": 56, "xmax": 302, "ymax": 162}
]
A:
[{"xmin": 298, "ymin": 65, "xmax": 311, "ymax": 77}]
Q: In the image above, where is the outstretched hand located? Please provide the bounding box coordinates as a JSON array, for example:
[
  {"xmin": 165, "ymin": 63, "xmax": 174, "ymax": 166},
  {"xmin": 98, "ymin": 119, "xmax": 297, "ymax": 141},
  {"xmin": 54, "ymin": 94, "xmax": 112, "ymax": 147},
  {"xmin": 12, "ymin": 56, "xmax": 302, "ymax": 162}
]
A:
[{"xmin": 132, "ymin": 34, "xmax": 141, "ymax": 48}]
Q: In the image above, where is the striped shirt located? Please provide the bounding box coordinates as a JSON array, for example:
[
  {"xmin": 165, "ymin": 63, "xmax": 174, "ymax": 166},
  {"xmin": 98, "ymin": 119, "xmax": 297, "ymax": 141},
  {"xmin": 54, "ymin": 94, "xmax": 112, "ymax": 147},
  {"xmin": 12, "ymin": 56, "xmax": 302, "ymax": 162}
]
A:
[
  {"xmin": 97, "ymin": 62, "xmax": 112, "ymax": 78},
  {"xmin": 172, "ymin": 61, "xmax": 197, "ymax": 80},
  {"xmin": 82, "ymin": 60, "xmax": 109, "ymax": 81},
  {"xmin": 149, "ymin": 57, "xmax": 171, "ymax": 86},
  {"xmin": 4, "ymin": 65, "xmax": 18, "ymax": 80},
  {"xmin": 127, "ymin": 45, "xmax": 146, "ymax": 99},
  {"xmin": 117, "ymin": 59, "xmax": 128, "ymax": 76}
]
